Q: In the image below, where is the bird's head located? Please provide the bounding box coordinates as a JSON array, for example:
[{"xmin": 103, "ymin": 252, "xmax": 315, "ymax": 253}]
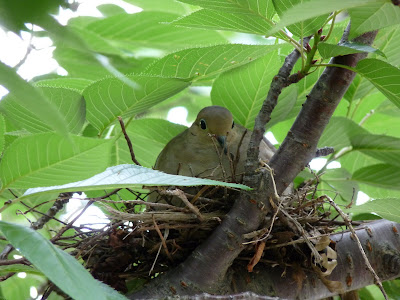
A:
[{"xmin": 190, "ymin": 106, "xmax": 234, "ymax": 154}]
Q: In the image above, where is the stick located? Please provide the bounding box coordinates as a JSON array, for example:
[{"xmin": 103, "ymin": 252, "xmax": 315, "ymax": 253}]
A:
[
  {"xmin": 118, "ymin": 116, "xmax": 141, "ymax": 166},
  {"xmin": 326, "ymin": 195, "xmax": 388, "ymax": 300}
]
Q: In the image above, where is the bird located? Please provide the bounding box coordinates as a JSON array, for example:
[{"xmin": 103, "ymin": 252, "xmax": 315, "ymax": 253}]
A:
[{"xmin": 148, "ymin": 105, "xmax": 276, "ymax": 205}]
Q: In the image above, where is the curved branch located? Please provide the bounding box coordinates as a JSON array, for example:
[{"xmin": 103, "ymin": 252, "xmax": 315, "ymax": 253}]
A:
[{"xmin": 130, "ymin": 25, "xmax": 378, "ymax": 299}]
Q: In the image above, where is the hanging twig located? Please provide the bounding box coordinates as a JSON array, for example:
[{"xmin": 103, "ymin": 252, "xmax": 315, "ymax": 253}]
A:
[
  {"xmin": 118, "ymin": 116, "xmax": 141, "ymax": 166},
  {"xmin": 152, "ymin": 215, "xmax": 173, "ymax": 262}
]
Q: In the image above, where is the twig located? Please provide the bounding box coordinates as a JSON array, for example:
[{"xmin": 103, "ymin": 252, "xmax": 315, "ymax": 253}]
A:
[
  {"xmin": 152, "ymin": 215, "xmax": 173, "ymax": 262},
  {"xmin": 92, "ymin": 197, "xmax": 188, "ymax": 212},
  {"xmin": 149, "ymin": 227, "xmax": 169, "ymax": 276},
  {"xmin": 0, "ymin": 258, "xmax": 29, "ymax": 266},
  {"xmin": 51, "ymin": 201, "xmax": 94, "ymax": 242},
  {"xmin": 281, "ymin": 208, "xmax": 322, "ymax": 263},
  {"xmin": 14, "ymin": 33, "xmax": 34, "ymax": 70},
  {"xmin": 245, "ymin": 36, "xmax": 311, "ymax": 176},
  {"xmin": 325, "ymin": 195, "xmax": 388, "ymax": 300},
  {"xmin": 159, "ymin": 189, "xmax": 203, "ymax": 221},
  {"xmin": 118, "ymin": 116, "xmax": 141, "ymax": 166},
  {"xmin": 209, "ymin": 134, "xmax": 228, "ymax": 184}
]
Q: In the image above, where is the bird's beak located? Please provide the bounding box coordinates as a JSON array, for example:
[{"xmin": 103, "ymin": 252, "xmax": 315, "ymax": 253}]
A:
[{"xmin": 216, "ymin": 136, "xmax": 228, "ymax": 154}]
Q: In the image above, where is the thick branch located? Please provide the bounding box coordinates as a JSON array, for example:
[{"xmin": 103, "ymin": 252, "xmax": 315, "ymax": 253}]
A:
[
  {"xmin": 231, "ymin": 220, "xmax": 400, "ymax": 299},
  {"xmin": 130, "ymin": 25, "xmax": 378, "ymax": 299},
  {"xmin": 269, "ymin": 26, "xmax": 377, "ymax": 194}
]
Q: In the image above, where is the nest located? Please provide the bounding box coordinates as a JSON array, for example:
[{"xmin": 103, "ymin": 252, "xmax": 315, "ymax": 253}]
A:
[{"xmin": 48, "ymin": 181, "xmax": 350, "ymax": 294}]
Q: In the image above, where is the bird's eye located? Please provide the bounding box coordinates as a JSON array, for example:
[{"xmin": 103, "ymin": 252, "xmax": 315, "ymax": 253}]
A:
[
  {"xmin": 200, "ymin": 119, "xmax": 207, "ymax": 130},
  {"xmin": 232, "ymin": 121, "xmax": 235, "ymax": 129}
]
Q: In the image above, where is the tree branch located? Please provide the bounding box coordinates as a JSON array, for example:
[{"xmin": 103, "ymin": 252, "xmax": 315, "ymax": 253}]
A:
[{"xmin": 130, "ymin": 25, "xmax": 378, "ymax": 299}]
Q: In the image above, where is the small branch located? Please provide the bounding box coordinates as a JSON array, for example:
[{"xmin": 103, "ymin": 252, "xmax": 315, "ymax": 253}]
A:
[
  {"xmin": 152, "ymin": 215, "xmax": 173, "ymax": 262},
  {"xmin": 50, "ymin": 201, "xmax": 94, "ymax": 242},
  {"xmin": 315, "ymin": 147, "xmax": 335, "ymax": 157},
  {"xmin": 359, "ymin": 109, "xmax": 375, "ymax": 126},
  {"xmin": 159, "ymin": 189, "xmax": 203, "ymax": 221},
  {"xmin": 0, "ymin": 258, "xmax": 29, "ymax": 266},
  {"xmin": 326, "ymin": 195, "xmax": 388, "ymax": 300},
  {"xmin": 118, "ymin": 116, "xmax": 141, "ymax": 166},
  {"xmin": 245, "ymin": 37, "xmax": 311, "ymax": 178}
]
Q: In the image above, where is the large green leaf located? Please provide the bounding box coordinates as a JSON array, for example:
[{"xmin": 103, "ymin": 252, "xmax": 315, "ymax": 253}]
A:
[
  {"xmin": 84, "ymin": 12, "xmax": 226, "ymax": 51},
  {"xmin": 177, "ymin": 0, "xmax": 276, "ymax": 19},
  {"xmin": 53, "ymin": 47, "xmax": 146, "ymax": 81},
  {"xmin": 122, "ymin": 0, "xmax": 189, "ymax": 15},
  {"xmin": 83, "ymin": 75, "xmax": 190, "ymax": 133},
  {"xmin": 348, "ymin": 1, "xmax": 400, "ymax": 39},
  {"xmin": 170, "ymin": 9, "xmax": 273, "ymax": 35},
  {"xmin": 0, "ymin": 133, "xmax": 112, "ymax": 190},
  {"xmin": 320, "ymin": 168, "xmax": 359, "ymax": 202},
  {"xmin": 115, "ymin": 119, "xmax": 186, "ymax": 167},
  {"xmin": 349, "ymin": 198, "xmax": 400, "ymax": 223},
  {"xmin": 0, "ymin": 87, "xmax": 85, "ymax": 134},
  {"xmin": 0, "ymin": 61, "xmax": 68, "ymax": 136},
  {"xmin": 355, "ymin": 58, "xmax": 400, "ymax": 109},
  {"xmin": 344, "ymin": 74, "xmax": 376, "ymax": 102},
  {"xmin": 267, "ymin": 0, "xmax": 384, "ymax": 36},
  {"xmin": 35, "ymin": 78, "xmax": 93, "ymax": 93},
  {"xmin": 145, "ymin": 44, "xmax": 285, "ymax": 82},
  {"xmin": 0, "ymin": 221, "xmax": 127, "ymax": 300},
  {"xmin": 211, "ymin": 53, "xmax": 296, "ymax": 129},
  {"xmin": 21, "ymin": 164, "xmax": 251, "ymax": 200},
  {"xmin": 0, "ymin": 114, "xmax": 4, "ymax": 154},
  {"xmin": 373, "ymin": 26, "xmax": 400, "ymax": 68},
  {"xmin": 318, "ymin": 42, "xmax": 384, "ymax": 59},
  {"xmin": 351, "ymin": 134, "xmax": 400, "ymax": 166},
  {"xmin": 318, "ymin": 117, "xmax": 368, "ymax": 150},
  {"xmin": 352, "ymin": 164, "xmax": 400, "ymax": 189},
  {"xmin": 273, "ymin": 0, "xmax": 328, "ymax": 37}
]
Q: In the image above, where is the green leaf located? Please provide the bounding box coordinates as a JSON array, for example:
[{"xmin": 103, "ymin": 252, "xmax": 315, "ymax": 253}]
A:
[
  {"xmin": 83, "ymin": 75, "xmax": 190, "ymax": 133},
  {"xmin": 85, "ymin": 12, "xmax": 227, "ymax": 51},
  {"xmin": 21, "ymin": 164, "xmax": 251, "ymax": 200},
  {"xmin": 1, "ymin": 87, "xmax": 85, "ymax": 134},
  {"xmin": 170, "ymin": 9, "xmax": 273, "ymax": 35},
  {"xmin": 320, "ymin": 168, "xmax": 359, "ymax": 202},
  {"xmin": 267, "ymin": 0, "xmax": 384, "ymax": 36},
  {"xmin": 318, "ymin": 117, "xmax": 368, "ymax": 150},
  {"xmin": 318, "ymin": 42, "xmax": 385, "ymax": 59},
  {"xmin": 53, "ymin": 47, "xmax": 146, "ymax": 80},
  {"xmin": 351, "ymin": 134, "xmax": 400, "ymax": 166},
  {"xmin": 0, "ymin": 264, "xmax": 42, "ymax": 276},
  {"xmin": 211, "ymin": 52, "xmax": 293, "ymax": 129},
  {"xmin": 97, "ymin": 4, "xmax": 127, "ymax": 17},
  {"xmin": 355, "ymin": 58, "xmax": 400, "ymax": 109},
  {"xmin": 115, "ymin": 119, "xmax": 186, "ymax": 167},
  {"xmin": 0, "ymin": 61, "xmax": 69, "ymax": 136},
  {"xmin": 349, "ymin": 198, "xmax": 400, "ymax": 223},
  {"xmin": 0, "ymin": 114, "xmax": 4, "ymax": 154},
  {"xmin": 373, "ymin": 26, "xmax": 400, "ymax": 68},
  {"xmin": 348, "ymin": 1, "xmax": 400, "ymax": 39},
  {"xmin": 352, "ymin": 164, "xmax": 400, "ymax": 189},
  {"xmin": 338, "ymin": 151, "xmax": 380, "ymax": 173},
  {"xmin": 145, "ymin": 44, "xmax": 285, "ymax": 82},
  {"xmin": 273, "ymin": 0, "xmax": 328, "ymax": 37},
  {"xmin": 177, "ymin": 0, "xmax": 276, "ymax": 19},
  {"xmin": 35, "ymin": 78, "xmax": 93, "ymax": 93},
  {"xmin": 0, "ymin": 221, "xmax": 127, "ymax": 300},
  {"xmin": 0, "ymin": 133, "xmax": 112, "ymax": 190},
  {"xmin": 124, "ymin": 0, "xmax": 189, "ymax": 14},
  {"xmin": 344, "ymin": 74, "xmax": 376, "ymax": 102}
]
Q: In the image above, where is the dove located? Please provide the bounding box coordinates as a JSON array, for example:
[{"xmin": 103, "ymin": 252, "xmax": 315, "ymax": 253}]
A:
[{"xmin": 149, "ymin": 105, "xmax": 276, "ymax": 205}]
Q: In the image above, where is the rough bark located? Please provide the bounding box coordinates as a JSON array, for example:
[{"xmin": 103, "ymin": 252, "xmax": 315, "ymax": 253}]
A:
[
  {"xmin": 130, "ymin": 25, "xmax": 378, "ymax": 299},
  {"xmin": 230, "ymin": 219, "xmax": 400, "ymax": 299}
]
